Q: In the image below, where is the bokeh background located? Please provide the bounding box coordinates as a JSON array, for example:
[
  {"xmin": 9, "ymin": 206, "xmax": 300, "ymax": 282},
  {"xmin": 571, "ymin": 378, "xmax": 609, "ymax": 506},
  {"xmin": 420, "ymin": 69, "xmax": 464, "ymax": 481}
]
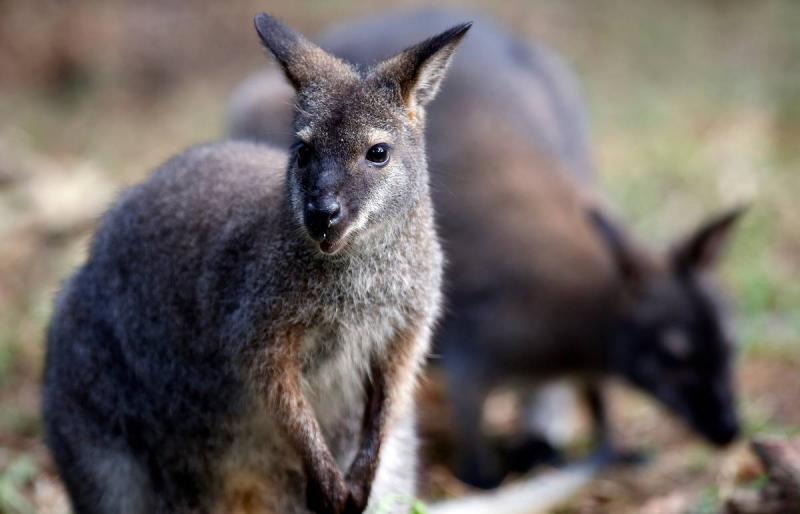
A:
[{"xmin": 1, "ymin": 1, "xmax": 798, "ymax": 513}]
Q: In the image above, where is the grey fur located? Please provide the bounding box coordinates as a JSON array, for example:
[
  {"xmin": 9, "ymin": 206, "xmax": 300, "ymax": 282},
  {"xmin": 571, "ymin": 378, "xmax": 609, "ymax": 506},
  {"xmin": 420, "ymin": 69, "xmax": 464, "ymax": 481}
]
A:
[
  {"xmin": 43, "ymin": 13, "xmax": 470, "ymax": 514},
  {"xmin": 228, "ymin": 7, "xmax": 743, "ymax": 492}
]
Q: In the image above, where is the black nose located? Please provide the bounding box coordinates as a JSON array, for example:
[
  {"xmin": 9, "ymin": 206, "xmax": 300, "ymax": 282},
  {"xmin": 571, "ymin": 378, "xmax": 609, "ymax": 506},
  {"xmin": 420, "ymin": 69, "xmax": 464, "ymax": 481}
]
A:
[
  {"xmin": 709, "ymin": 416, "xmax": 740, "ymax": 447},
  {"xmin": 304, "ymin": 198, "xmax": 342, "ymax": 241}
]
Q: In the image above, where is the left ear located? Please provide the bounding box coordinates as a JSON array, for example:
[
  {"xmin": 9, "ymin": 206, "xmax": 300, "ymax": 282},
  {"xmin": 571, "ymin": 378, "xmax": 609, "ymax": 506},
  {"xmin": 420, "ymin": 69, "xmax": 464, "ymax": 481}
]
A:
[
  {"xmin": 374, "ymin": 22, "xmax": 471, "ymax": 114},
  {"xmin": 587, "ymin": 207, "xmax": 648, "ymax": 286},
  {"xmin": 672, "ymin": 206, "xmax": 747, "ymax": 272}
]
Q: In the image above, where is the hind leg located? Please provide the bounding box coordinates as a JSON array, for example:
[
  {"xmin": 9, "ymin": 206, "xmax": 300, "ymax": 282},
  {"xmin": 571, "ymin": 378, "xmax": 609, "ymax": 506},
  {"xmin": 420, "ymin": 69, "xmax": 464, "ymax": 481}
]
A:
[
  {"xmin": 502, "ymin": 382, "xmax": 581, "ymax": 473},
  {"xmin": 45, "ymin": 418, "xmax": 154, "ymax": 514},
  {"xmin": 500, "ymin": 435, "xmax": 564, "ymax": 474},
  {"xmin": 57, "ymin": 446, "xmax": 154, "ymax": 513},
  {"xmin": 443, "ymin": 363, "xmax": 506, "ymax": 490},
  {"xmin": 582, "ymin": 383, "xmax": 647, "ymax": 466}
]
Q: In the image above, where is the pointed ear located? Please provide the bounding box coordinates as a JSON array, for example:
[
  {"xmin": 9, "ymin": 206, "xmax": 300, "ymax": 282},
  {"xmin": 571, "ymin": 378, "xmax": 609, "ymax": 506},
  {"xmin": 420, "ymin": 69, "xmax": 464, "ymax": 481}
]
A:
[
  {"xmin": 672, "ymin": 206, "xmax": 747, "ymax": 272},
  {"xmin": 254, "ymin": 13, "xmax": 352, "ymax": 91},
  {"xmin": 587, "ymin": 208, "xmax": 646, "ymax": 285},
  {"xmin": 375, "ymin": 22, "xmax": 471, "ymax": 114}
]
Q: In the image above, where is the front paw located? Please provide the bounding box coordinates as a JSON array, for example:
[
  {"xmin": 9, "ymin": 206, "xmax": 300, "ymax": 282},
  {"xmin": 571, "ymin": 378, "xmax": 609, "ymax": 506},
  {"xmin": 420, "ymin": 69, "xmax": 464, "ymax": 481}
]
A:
[
  {"xmin": 306, "ymin": 470, "xmax": 348, "ymax": 514},
  {"xmin": 344, "ymin": 451, "xmax": 378, "ymax": 513},
  {"xmin": 341, "ymin": 481, "xmax": 370, "ymax": 514}
]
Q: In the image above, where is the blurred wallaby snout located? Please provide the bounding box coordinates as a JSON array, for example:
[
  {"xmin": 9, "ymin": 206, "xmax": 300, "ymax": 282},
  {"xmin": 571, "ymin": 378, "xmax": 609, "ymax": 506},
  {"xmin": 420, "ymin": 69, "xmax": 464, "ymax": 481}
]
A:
[
  {"xmin": 695, "ymin": 385, "xmax": 740, "ymax": 446},
  {"xmin": 695, "ymin": 404, "xmax": 739, "ymax": 447},
  {"xmin": 713, "ymin": 411, "xmax": 740, "ymax": 446}
]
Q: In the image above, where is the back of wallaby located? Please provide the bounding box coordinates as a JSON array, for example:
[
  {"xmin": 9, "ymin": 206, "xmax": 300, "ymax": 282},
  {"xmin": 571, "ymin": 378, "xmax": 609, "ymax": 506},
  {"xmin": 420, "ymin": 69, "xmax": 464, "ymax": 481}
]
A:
[
  {"xmin": 229, "ymin": 7, "xmax": 744, "ymax": 491},
  {"xmin": 43, "ymin": 13, "xmax": 471, "ymax": 514}
]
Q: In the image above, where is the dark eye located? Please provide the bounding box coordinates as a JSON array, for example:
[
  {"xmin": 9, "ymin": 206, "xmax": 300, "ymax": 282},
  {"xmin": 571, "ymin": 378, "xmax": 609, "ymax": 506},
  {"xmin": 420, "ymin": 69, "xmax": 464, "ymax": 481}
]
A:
[
  {"xmin": 365, "ymin": 143, "xmax": 390, "ymax": 166},
  {"xmin": 296, "ymin": 143, "xmax": 312, "ymax": 168}
]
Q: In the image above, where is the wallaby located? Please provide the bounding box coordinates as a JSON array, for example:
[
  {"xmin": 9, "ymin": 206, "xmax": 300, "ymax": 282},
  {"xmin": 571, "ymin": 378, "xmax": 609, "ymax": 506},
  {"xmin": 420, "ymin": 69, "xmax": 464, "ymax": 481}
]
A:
[
  {"xmin": 42, "ymin": 13, "xmax": 470, "ymax": 514},
  {"xmin": 227, "ymin": 7, "xmax": 744, "ymax": 497}
]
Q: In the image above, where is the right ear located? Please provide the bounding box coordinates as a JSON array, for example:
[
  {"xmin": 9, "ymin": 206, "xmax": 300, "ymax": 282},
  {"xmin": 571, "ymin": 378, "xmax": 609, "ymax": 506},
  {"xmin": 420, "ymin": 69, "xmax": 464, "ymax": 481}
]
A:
[
  {"xmin": 587, "ymin": 208, "xmax": 646, "ymax": 285},
  {"xmin": 671, "ymin": 206, "xmax": 747, "ymax": 273},
  {"xmin": 374, "ymin": 22, "xmax": 471, "ymax": 115},
  {"xmin": 254, "ymin": 13, "xmax": 352, "ymax": 91}
]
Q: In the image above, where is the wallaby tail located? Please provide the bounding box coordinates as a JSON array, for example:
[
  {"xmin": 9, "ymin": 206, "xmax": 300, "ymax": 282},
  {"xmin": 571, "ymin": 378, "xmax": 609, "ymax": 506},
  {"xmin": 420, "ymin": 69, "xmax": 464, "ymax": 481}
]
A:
[{"xmin": 427, "ymin": 454, "xmax": 604, "ymax": 514}]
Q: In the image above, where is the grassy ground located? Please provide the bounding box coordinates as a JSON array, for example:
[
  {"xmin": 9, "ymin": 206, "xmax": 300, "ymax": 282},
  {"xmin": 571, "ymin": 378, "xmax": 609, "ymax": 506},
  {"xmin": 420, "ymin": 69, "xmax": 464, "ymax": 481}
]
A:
[{"xmin": 0, "ymin": 0, "xmax": 798, "ymax": 513}]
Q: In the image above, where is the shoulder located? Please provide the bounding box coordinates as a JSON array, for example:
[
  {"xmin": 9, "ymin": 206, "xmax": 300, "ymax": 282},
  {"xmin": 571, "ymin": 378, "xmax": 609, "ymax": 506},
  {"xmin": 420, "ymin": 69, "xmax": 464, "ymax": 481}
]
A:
[
  {"xmin": 92, "ymin": 141, "xmax": 288, "ymax": 253},
  {"xmin": 119, "ymin": 140, "xmax": 286, "ymax": 209},
  {"xmin": 158, "ymin": 140, "xmax": 287, "ymax": 181}
]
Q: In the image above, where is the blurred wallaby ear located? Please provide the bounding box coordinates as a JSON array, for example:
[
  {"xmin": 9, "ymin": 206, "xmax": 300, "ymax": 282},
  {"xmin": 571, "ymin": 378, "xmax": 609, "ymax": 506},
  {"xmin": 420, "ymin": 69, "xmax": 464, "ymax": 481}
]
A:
[
  {"xmin": 587, "ymin": 208, "xmax": 645, "ymax": 284},
  {"xmin": 254, "ymin": 13, "xmax": 352, "ymax": 91},
  {"xmin": 672, "ymin": 206, "xmax": 747, "ymax": 273},
  {"xmin": 375, "ymin": 22, "xmax": 472, "ymax": 113}
]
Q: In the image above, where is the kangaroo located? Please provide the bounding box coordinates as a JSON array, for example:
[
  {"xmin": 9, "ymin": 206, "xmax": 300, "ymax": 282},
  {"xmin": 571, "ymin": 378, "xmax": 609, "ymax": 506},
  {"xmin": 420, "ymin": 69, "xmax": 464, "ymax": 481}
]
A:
[
  {"xmin": 42, "ymin": 13, "xmax": 470, "ymax": 514},
  {"xmin": 227, "ymin": 7, "xmax": 744, "ymax": 496}
]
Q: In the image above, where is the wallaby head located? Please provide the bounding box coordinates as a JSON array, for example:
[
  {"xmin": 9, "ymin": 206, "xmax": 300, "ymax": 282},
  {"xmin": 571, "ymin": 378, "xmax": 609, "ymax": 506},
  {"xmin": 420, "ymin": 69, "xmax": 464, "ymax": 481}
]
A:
[
  {"xmin": 590, "ymin": 206, "xmax": 746, "ymax": 446},
  {"xmin": 254, "ymin": 14, "xmax": 470, "ymax": 254}
]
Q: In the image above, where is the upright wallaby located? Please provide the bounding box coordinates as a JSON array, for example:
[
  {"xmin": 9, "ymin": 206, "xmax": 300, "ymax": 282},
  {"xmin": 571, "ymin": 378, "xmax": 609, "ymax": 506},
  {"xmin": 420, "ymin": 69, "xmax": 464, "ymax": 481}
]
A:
[
  {"xmin": 42, "ymin": 13, "xmax": 470, "ymax": 514},
  {"xmin": 228, "ymin": 7, "xmax": 745, "ymax": 493}
]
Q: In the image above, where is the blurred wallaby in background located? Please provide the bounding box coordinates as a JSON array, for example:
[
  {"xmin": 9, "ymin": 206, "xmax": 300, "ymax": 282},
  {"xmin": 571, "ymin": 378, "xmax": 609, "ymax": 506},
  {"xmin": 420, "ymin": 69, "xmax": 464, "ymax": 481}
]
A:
[
  {"xmin": 42, "ymin": 13, "xmax": 470, "ymax": 514},
  {"xmin": 228, "ymin": 7, "xmax": 745, "ymax": 491}
]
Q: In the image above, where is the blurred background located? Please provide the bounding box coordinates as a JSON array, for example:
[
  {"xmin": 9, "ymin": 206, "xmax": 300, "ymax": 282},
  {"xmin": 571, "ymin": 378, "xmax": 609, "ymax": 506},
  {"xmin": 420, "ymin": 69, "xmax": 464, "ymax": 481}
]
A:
[{"xmin": 0, "ymin": 0, "xmax": 798, "ymax": 513}]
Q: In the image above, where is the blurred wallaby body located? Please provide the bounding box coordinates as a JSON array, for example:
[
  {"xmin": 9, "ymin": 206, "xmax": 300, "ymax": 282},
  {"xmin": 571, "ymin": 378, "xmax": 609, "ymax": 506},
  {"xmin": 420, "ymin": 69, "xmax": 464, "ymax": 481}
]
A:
[
  {"xmin": 228, "ymin": 8, "xmax": 743, "ymax": 491},
  {"xmin": 43, "ymin": 14, "xmax": 470, "ymax": 514}
]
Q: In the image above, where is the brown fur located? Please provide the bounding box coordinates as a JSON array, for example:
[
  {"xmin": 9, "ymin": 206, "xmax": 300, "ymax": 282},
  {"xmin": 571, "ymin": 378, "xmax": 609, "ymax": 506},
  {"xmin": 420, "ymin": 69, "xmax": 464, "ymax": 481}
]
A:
[
  {"xmin": 261, "ymin": 326, "xmax": 349, "ymax": 513},
  {"xmin": 219, "ymin": 470, "xmax": 276, "ymax": 514}
]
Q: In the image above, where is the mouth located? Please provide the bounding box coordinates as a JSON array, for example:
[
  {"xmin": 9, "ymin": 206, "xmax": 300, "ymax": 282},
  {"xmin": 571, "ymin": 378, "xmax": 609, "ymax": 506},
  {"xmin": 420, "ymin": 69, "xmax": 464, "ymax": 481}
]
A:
[
  {"xmin": 308, "ymin": 223, "xmax": 354, "ymax": 255},
  {"xmin": 317, "ymin": 233, "xmax": 347, "ymax": 254},
  {"xmin": 301, "ymin": 208, "xmax": 358, "ymax": 255}
]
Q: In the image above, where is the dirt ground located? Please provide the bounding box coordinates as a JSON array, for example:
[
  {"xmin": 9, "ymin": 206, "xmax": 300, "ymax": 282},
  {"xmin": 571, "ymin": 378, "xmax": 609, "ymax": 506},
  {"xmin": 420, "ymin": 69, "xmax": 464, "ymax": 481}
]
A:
[
  {"xmin": 1, "ymin": 1, "xmax": 799, "ymax": 513},
  {"xmin": 411, "ymin": 355, "xmax": 800, "ymax": 514},
  {"xmin": 1, "ymin": 354, "xmax": 798, "ymax": 513}
]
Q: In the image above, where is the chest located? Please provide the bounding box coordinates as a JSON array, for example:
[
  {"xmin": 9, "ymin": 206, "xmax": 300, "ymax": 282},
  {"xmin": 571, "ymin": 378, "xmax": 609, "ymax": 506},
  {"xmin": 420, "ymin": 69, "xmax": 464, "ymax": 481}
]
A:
[
  {"xmin": 299, "ymin": 246, "xmax": 440, "ymax": 420},
  {"xmin": 297, "ymin": 309, "xmax": 397, "ymax": 430},
  {"xmin": 279, "ymin": 236, "xmax": 442, "ymax": 337}
]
